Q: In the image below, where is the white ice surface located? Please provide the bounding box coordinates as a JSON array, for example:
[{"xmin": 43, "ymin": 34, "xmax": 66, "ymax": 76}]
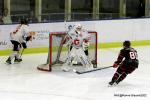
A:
[{"xmin": 0, "ymin": 46, "xmax": 150, "ymax": 100}]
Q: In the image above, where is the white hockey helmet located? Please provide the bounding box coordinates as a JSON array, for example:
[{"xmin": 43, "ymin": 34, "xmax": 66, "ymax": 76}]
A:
[{"xmin": 75, "ymin": 23, "xmax": 82, "ymax": 31}]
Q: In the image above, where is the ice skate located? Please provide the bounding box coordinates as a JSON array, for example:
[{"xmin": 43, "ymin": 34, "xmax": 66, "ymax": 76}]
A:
[
  {"xmin": 61, "ymin": 66, "xmax": 71, "ymax": 72},
  {"xmin": 108, "ymin": 81, "xmax": 118, "ymax": 87},
  {"xmin": 61, "ymin": 62, "xmax": 72, "ymax": 72},
  {"xmin": 86, "ymin": 64, "xmax": 94, "ymax": 70},
  {"xmin": 5, "ymin": 57, "xmax": 11, "ymax": 64},
  {"xmin": 108, "ymin": 81, "xmax": 114, "ymax": 87},
  {"xmin": 14, "ymin": 58, "xmax": 22, "ymax": 63}
]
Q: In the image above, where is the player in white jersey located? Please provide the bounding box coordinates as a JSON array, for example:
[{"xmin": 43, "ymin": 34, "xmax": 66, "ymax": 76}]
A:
[
  {"xmin": 6, "ymin": 19, "xmax": 32, "ymax": 64},
  {"xmin": 62, "ymin": 23, "xmax": 92, "ymax": 71}
]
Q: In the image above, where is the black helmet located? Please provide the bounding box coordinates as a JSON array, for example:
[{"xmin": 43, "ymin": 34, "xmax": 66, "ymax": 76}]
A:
[
  {"xmin": 20, "ymin": 19, "xmax": 28, "ymax": 25},
  {"xmin": 123, "ymin": 40, "xmax": 131, "ymax": 47}
]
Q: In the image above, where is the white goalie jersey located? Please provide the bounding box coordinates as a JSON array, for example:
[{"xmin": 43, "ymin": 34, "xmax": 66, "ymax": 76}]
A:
[{"xmin": 66, "ymin": 26, "xmax": 90, "ymax": 49}]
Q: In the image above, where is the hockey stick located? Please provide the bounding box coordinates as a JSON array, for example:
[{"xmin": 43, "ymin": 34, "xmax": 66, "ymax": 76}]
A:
[
  {"xmin": 20, "ymin": 48, "xmax": 25, "ymax": 58},
  {"xmin": 19, "ymin": 41, "xmax": 28, "ymax": 58},
  {"xmin": 74, "ymin": 66, "xmax": 112, "ymax": 74}
]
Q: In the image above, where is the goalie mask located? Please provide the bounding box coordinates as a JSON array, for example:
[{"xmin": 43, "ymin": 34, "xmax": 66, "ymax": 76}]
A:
[
  {"xmin": 123, "ymin": 40, "xmax": 131, "ymax": 48},
  {"xmin": 75, "ymin": 23, "xmax": 82, "ymax": 33}
]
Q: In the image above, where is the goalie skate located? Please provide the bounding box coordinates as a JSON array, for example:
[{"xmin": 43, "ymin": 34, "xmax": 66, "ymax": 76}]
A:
[
  {"xmin": 61, "ymin": 61, "xmax": 72, "ymax": 72},
  {"xmin": 62, "ymin": 66, "xmax": 71, "ymax": 72}
]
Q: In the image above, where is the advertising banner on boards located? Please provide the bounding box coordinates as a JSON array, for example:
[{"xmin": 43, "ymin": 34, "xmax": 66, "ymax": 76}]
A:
[{"xmin": 1, "ymin": 18, "xmax": 150, "ymax": 50}]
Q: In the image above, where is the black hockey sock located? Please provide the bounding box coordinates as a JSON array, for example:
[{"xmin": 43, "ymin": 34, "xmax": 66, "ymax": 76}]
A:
[
  {"xmin": 6, "ymin": 57, "xmax": 11, "ymax": 64},
  {"xmin": 6, "ymin": 57, "xmax": 11, "ymax": 61},
  {"xmin": 109, "ymin": 72, "xmax": 120, "ymax": 85},
  {"xmin": 116, "ymin": 73, "xmax": 127, "ymax": 84},
  {"xmin": 111, "ymin": 72, "xmax": 120, "ymax": 83}
]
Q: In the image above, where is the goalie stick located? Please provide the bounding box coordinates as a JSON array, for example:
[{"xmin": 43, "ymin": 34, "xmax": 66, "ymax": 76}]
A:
[{"xmin": 73, "ymin": 66, "xmax": 112, "ymax": 74}]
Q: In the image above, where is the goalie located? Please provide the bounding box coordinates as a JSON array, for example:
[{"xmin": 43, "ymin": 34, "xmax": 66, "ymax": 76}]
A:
[
  {"xmin": 67, "ymin": 24, "xmax": 89, "ymax": 57},
  {"xmin": 6, "ymin": 19, "xmax": 36, "ymax": 64},
  {"xmin": 62, "ymin": 23, "xmax": 93, "ymax": 71}
]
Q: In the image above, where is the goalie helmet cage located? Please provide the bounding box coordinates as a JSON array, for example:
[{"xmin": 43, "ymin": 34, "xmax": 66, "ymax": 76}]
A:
[{"xmin": 37, "ymin": 31, "xmax": 98, "ymax": 72}]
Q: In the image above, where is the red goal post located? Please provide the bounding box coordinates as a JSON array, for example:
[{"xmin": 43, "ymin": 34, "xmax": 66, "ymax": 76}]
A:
[{"xmin": 37, "ymin": 31, "xmax": 98, "ymax": 72}]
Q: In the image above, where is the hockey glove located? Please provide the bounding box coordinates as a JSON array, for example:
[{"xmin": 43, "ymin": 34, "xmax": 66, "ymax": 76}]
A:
[
  {"xmin": 21, "ymin": 42, "xmax": 27, "ymax": 49},
  {"xmin": 26, "ymin": 36, "xmax": 32, "ymax": 41},
  {"xmin": 82, "ymin": 41, "xmax": 89, "ymax": 51},
  {"xmin": 113, "ymin": 62, "xmax": 119, "ymax": 68}
]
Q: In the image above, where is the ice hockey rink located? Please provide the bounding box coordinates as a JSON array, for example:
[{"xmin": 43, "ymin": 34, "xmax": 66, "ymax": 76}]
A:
[{"xmin": 0, "ymin": 46, "xmax": 149, "ymax": 100}]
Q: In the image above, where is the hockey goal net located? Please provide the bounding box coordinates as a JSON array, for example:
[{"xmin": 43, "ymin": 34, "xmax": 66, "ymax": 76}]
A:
[{"xmin": 37, "ymin": 31, "xmax": 97, "ymax": 71}]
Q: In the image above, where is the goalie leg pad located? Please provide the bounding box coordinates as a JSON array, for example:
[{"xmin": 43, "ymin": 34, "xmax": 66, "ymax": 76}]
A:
[
  {"xmin": 77, "ymin": 48, "xmax": 93, "ymax": 68},
  {"xmin": 65, "ymin": 47, "xmax": 77, "ymax": 65}
]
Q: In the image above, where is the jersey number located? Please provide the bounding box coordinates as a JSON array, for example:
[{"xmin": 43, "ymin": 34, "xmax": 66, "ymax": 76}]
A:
[{"xmin": 129, "ymin": 52, "xmax": 138, "ymax": 59}]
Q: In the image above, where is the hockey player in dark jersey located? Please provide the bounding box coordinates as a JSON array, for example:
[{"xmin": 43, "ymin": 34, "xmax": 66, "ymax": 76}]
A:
[{"xmin": 109, "ymin": 40, "xmax": 139, "ymax": 86}]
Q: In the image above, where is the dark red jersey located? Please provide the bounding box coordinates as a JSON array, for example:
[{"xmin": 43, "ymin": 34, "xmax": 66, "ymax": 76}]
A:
[{"xmin": 115, "ymin": 47, "xmax": 139, "ymax": 68}]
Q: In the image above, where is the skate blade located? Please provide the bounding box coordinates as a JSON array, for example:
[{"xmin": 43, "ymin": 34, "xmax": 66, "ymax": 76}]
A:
[
  {"xmin": 108, "ymin": 83, "xmax": 117, "ymax": 87},
  {"xmin": 14, "ymin": 62, "xmax": 21, "ymax": 64},
  {"xmin": 5, "ymin": 62, "xmax": 11, "ymax": 65}
]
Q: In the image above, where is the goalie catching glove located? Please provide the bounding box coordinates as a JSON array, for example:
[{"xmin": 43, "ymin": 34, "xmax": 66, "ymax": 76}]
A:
[{"xmin": 82, "ymin": 40, "xmax": 89, "ymax": 51}]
